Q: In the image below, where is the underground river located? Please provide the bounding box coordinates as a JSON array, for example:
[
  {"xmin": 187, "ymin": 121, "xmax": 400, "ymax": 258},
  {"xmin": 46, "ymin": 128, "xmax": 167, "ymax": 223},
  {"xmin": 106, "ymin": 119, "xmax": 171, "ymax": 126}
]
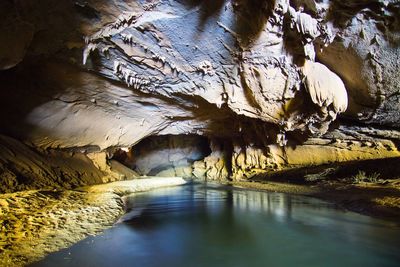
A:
[{"xmin": 31, "ymin": 183, "xmax": 400, "ymax": 267}]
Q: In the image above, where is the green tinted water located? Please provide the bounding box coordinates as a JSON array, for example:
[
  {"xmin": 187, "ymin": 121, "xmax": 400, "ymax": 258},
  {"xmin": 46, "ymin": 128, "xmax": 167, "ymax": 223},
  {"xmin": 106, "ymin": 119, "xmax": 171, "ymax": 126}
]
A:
[{"xmin": 32, "ymin": 183, "xmax": 400, "ymax": 267}]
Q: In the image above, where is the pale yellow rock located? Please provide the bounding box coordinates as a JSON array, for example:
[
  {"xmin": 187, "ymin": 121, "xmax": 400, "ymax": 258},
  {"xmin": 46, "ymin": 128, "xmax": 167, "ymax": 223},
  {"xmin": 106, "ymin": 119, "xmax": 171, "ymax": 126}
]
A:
[
  {"xmin": 82, "ymin": 177, "xmax": 186, "ymax": 194},
  {"xmin": 87, "ymin": 152, "xmax": 140, "ymax": 182},
  {"xmin": 284, "ymin": 140, "xmax": 400, "ymax": 167},
  {"xmin": 192, "ymin": 161, "xmax": 207, "ymax": 180},
  {"xmin": 0, "ymin": 177, "xmax": 186, "ymax": 267},
  {"xmin": 302, "ymin": 60, "xmax": 348, "ymax": 114}
]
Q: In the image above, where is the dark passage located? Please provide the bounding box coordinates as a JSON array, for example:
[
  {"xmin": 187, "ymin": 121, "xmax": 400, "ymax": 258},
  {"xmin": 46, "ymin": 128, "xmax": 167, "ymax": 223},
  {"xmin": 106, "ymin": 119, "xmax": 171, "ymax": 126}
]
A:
[{"xmin": 112, "ymin": 135, "xmax": 211, "ymax": 178}]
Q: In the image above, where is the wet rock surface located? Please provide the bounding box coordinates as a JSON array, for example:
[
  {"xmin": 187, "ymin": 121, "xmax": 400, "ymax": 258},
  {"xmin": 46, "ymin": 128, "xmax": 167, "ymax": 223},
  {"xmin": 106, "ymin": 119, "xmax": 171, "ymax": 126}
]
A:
[{"xmin": 0, "ymin": 178, "xmax": 186, "ymax": 267}]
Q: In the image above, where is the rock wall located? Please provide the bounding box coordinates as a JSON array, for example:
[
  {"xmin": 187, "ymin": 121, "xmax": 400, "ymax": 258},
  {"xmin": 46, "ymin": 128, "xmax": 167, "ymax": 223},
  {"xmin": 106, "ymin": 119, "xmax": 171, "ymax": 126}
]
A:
[
  {"xmin": 0, "ymin": 134, "xmax": 100, "ymax": 193},
  {"xmin": 116, "ymin": 135, "xmax": 211, "ymax": 178},
  {"xmin": 316, "ymin": 0, "xmax": 400, "ymax": 126},
  {"xmin": 0, "ymin": 135, "xmax": 138, "ymax": 193},
  {"xmin": 0, "ymin": 0, "xmax": 399, "ymax": 188},
  {"xmin": 114, "ymin": 127, "xmax": 399, "ymax": 182}
]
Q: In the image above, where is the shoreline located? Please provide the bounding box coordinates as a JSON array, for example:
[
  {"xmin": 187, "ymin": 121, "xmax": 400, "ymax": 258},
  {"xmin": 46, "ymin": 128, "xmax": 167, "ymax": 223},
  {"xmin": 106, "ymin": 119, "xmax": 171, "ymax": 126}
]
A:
[
  {"xmin": 230, "ymin": 179, "xmax": 400, "ymax": 223},
  {"xmin": 0, "ymin": 177, "xmax": 186, "ymax": 267},
  {"xmin": 2, "ymin": 176, "xmax": 400, "ymax": 266}
]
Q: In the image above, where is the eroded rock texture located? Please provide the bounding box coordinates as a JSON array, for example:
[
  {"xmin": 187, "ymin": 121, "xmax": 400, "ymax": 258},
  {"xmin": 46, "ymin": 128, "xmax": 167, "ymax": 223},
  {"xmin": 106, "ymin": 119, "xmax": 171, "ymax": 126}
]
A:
[
  {"xmin": 0, "ymin": 0, "xmax": 399, "ymax": 188},
  {"xmin": 0, "ymin": 134, "xmax": 138, "ymax": 193}
]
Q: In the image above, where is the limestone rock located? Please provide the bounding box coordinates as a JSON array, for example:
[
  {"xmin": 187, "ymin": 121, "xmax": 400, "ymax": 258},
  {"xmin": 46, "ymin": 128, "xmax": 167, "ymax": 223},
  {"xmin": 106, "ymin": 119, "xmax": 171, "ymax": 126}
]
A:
[
  {"xmin": 302, "ymin": 60, "xmax": 348, "ymax": 114},
  {"xmin": 0, "ymin": 135, "xmax": 107, "ymax": 193},
  {"xmin": 316, "ymin": 0, "xmax": 400, "ymax": 127},
  {"xmin": 301, "ymin": 60, "xmax": 348, "ymax": 133},
  {"xmin": 121, "ymin": 135, "xmax": 211, "ymax": 178},
  {"xmin": 0, "ymin": 0, "xmax": 399, "ymax": 187}
]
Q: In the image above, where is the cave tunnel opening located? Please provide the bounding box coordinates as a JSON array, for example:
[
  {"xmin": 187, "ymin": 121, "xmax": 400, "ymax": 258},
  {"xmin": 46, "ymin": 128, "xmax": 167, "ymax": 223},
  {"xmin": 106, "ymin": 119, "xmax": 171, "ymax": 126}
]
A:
[{"xmin": 111, "ymin": 134, "xmax": 212, "ymax": 178}]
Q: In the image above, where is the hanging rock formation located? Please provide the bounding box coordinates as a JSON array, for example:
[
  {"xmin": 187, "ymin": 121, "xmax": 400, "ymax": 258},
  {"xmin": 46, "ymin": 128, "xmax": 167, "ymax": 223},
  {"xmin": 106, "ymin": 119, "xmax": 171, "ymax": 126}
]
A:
[{"xmin": 0, "ymin": 0, "xmax": 399, "ymax": 190}]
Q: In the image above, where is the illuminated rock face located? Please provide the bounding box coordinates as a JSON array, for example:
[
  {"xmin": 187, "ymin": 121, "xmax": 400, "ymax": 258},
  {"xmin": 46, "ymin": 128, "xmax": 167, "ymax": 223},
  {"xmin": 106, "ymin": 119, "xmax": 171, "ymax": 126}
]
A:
[{"xmin": 0, "ymin": 0, "xmax": 399, "ymax": 186}]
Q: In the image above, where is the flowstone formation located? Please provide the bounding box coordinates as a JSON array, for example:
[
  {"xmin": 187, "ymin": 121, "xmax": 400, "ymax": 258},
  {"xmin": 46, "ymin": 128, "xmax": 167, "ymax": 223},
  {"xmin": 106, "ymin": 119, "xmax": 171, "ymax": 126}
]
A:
[
  {"xmin": 82, "ymin": 0, "xmax": 346, "ymax": 137},
  {"xmin": 0, "ymin": 0, "xmax": 399, "ymax": 188}
]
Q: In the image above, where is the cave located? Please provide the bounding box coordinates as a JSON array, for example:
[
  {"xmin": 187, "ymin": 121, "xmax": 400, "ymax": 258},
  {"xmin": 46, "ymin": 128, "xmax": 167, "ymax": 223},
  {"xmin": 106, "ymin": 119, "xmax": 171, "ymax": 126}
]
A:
[
  {"xmin": 112, "ymin": 134, "xmax": 212, "ymax": 178},
  {"xmin": 1, "ymin": 0, "xmax": 400, "ymax": 266}
]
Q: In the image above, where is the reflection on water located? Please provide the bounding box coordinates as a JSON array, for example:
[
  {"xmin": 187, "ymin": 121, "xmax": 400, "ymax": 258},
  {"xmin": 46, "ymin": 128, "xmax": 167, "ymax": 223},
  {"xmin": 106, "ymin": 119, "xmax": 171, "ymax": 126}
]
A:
[{"xmin": 32, "ymin": 183, "xmax": 400, "ymax": 267}]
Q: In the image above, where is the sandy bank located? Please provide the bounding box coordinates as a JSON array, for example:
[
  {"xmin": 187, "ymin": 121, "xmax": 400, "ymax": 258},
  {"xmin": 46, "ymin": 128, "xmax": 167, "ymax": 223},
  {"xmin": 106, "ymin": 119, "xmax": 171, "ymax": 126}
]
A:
[{"xmin": 0, "ymin": 177, "xmax": 186, "ymax": 267}]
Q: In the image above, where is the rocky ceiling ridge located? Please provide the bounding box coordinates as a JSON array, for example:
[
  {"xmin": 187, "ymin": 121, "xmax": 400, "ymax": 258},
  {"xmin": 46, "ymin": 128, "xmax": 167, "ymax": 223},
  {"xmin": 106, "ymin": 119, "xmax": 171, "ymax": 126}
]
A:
[
  {"xmin": 0, "ymin": 0, "xmax": 398, "ymax": 150},
  {"xmin": 80, "ymin": 0, "xmax": 358, "ymax": 147}
]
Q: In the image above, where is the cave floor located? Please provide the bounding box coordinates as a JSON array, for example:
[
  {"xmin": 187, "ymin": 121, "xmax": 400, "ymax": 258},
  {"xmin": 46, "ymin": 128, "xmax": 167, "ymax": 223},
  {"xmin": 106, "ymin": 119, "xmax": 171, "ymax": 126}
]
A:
[
  {"xmin": 1, "ymin": 177, "xmax": 400, "ymax": 266},
  {"xmin": 0, "ymin": 178, "xmax": 186, "ymax": 267},
  {"xmin": 232, "ymin": 179, "xmax": 400, "ymax": 222}
]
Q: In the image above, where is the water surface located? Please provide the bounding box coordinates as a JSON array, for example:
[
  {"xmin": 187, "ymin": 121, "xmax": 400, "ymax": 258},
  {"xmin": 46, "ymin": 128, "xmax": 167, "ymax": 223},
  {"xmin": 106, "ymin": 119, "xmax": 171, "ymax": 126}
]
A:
[{"xmin": 32, "ymin": 183, "xmax": 400, "ymax": 267}]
